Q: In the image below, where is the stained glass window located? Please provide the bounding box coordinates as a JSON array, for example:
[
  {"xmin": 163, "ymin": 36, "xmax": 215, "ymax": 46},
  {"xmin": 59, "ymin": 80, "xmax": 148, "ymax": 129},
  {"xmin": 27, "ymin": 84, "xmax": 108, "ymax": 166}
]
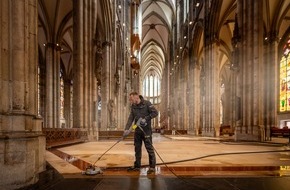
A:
[
  {"xmin": 279, "ymin": 37, "xmax": 290, "ymax": 112},
  {"xmin": 60, "ymin": 71, "xmax": 64, "ymax": 119},
  {"xmin": 37, "ymin": 67, "xmax": 40, "ymax": 116},
  {"xmin": 37, "ymin": 63, "xmax": 46, "ymax": 119}
]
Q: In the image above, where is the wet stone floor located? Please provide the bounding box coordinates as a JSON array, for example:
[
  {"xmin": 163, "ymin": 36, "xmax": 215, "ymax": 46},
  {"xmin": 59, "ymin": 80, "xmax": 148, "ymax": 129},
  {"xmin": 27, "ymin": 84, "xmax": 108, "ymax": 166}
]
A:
[{"xmin": 20, "ymin": 135, "xmax": 290, "ymax": 190}]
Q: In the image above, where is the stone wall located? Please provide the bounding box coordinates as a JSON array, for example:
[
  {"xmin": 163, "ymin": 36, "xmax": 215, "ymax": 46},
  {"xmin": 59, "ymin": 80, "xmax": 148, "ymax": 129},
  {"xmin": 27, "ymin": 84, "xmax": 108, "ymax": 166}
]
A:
[{"xmin": 0, "ymin": 132, "xmax": 45, "ymax": 190}]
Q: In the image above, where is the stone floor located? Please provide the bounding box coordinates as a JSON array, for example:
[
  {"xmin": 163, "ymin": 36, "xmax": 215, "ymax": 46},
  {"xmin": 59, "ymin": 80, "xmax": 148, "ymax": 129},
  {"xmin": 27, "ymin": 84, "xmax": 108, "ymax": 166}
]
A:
[{"xmin": 21, "ymin": 134, "xmax": 290, "ymax": 190}]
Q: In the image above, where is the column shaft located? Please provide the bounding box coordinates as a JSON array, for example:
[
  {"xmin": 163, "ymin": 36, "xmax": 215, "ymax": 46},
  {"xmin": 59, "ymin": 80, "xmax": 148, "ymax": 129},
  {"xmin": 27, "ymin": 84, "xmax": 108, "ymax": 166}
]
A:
[
  {"xmin": 101, "ymin": 44, "xmax": 111, "ymax": 130},
  {"xmin": 73, "ymin": 0, "xmax": 84, "ymax": 128},
  {"xmin": 45, "ymin": 46, "xmax": 53, "ymax": 128},
  {"xmin": 64, "ymin": 80, "xmax": 72, "ymax": 128},
  {"xmin": 264, "ymin": 38, "xmax": 278, "ymax": 140},
  {"xmin": 236, "ymin": 0, "xmax": 264, "ymax": 141},
  {"xmin": 203, "ymin": 43, "xmax": 220, "ymax": 136},
  {"xmin": 0, "ymin": 0, "xmax": 45, "ymax": 189}
]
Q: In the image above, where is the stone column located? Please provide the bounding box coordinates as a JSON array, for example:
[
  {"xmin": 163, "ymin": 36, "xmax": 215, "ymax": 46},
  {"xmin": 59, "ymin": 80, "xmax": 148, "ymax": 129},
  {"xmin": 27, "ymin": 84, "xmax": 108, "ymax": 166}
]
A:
[
  {"xmin": 175, "ymin": 66, "xmax": 181, "ymax": 129},
  {"xmin": 203, "ymin": 42, "xmax": 220, "ymax": 137},
  {"xmin": 101, "ymin": 42, "xmax": 112, "ymax": 130},
  {"xmin": 229, "ymin": 68, "xmax": 239, "ymax": 129},
  {"xmin": 229, "ymin": 14, "xmax": 241, "ymax": 131},
  {"xmin": 190, "ymin": 61, "xmax": 201, "ymax": 135},
  {"xmin": 222, "ymin": 83, "xmax": 231, "ymax": 125},
  {"xmin": 0, "ymin": 0, "xmax": 45, "ymax": 189},
  {"xmin": 169, "ymin": 64, "xmax": 176, "ymax": 129},
  {"xmin": 83, "ymin": 0, "xmax": 96, "ymax": 134},
  {"xmin": 55, "ymin": 48, "xmax": 61, "ymax": 128},
  {"xmin": 263, "ymin": 34, "xmax": 278, "ymax": 140},
  {"xmin": 83, "ymin": 0, "xmax": 89, "ymax": 131},
  {"xmin": 202, "ymin": 0, "xmax": 221, "ymax": 137},
  {"xmin": 91, "ymin": 0, "xmax": 98, "ymax": 138},
  {"xmin": 64, "ymin": 80, "xmax": 72, "ymax": 128},
  {"xmin": 73, "ymin": 0, "xmax": 97, "ymax": 139},
  {"xmin": 45, "ymin": 43, "xmax": 60, "ymax": 128},
  {"xmin": 90, "ymin": 0, "xmax": 97, "ymax": 138},
  {"xmin": 183, "ymin": 55, "xmax": 189, "ymax": 130},
  {"xmin": 118, "ymin": 71, "xmax": 123, "ymax": 130},
  {"xmin": 45, "ymin": 45, "xmax": 53, "ymax": 128},
  {"xmin": 73, "ymin": 0, "xmax": 84, "ymax": 128},
  {"xmin": 235, "ymin": 0, "xmax": 264, "ymax": 141},
  {"xmin": 187, "ymin": 59, "xmax": 194, "ymax": 134}
]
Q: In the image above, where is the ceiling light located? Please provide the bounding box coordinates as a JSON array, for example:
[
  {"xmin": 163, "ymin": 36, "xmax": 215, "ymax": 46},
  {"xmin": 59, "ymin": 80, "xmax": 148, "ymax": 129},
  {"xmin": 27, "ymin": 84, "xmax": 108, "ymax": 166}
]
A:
[
  {"xmin": 118, "ymin": 5, "xmax": 122, "ymax": 9},
  {"xmin": 184, "ymin": 36, "xmax": 187, "ymax": 39},
  {"xmin": 180, "ymin": 46, "xmax": 182, "ymax": 49},
  {"xmin": 189, "ymin": 21, "xmax": 193, "ymax": 25},
  {"xmin": 196, "ymin": 3, "xmax": 200, "ymax": 7}
]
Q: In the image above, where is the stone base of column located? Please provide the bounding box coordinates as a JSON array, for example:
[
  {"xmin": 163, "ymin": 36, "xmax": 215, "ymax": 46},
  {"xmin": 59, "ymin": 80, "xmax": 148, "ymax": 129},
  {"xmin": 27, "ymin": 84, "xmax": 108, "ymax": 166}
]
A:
[
  {"xmin": 265, "ymin": 125, "xmax": 271, "ymax": 141},
  {"xmin": 87, "ymin": 134, "xmax": 98, "ymax": 141},
  {"xmin": 194, "ymin": 127, "xmax": 200, "ymax": 136},
  {"xmin": 89, "ymin": 122, "xmax": 99, "ymax": 141},
  {"xmin": 202, "ymin": 131, "xmax": 216, "ymax": 137},
  {"xmin": 235, "ymin": 125, "xmax": 264, "ymax": 142},
  {"xmin": 0, "ymin": 132, "xmax": 46, "ymax": 190},
  {"xmin": 187, "ymin": 129, "xmax": 199, "ymax": 136}
]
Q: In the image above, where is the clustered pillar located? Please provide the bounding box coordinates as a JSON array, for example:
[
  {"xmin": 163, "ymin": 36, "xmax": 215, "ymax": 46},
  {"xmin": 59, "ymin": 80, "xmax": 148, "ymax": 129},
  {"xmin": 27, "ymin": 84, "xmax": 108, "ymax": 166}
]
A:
[
  {"xmin": 235, "ymin": 0, "xmax": 265, "ymax": 141},
  {"xmin": 0, "ymin": 0, "xmax": 45, "ymax": 189},
  {"xmin": 73, "ymin": 0, "xmax": 98, "ymax": 140}
]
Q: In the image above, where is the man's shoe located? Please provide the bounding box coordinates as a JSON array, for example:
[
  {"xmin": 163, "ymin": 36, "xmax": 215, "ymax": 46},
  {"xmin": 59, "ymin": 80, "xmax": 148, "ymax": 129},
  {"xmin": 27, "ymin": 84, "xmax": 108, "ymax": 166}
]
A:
[
  {"xmin": 147, "ymin": 167, "xmax": 155, "ymax": 174},
  {"xmin": 127, "ymin": 166, "xmax": 140, "ymax": 172}
]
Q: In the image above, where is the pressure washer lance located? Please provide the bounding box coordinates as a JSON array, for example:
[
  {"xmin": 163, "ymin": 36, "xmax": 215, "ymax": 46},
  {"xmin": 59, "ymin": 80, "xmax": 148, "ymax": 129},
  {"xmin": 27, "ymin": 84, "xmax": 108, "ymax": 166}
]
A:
[{"xmin": 82, "ymin": 120, "xmax": 139, "ymax": 175}]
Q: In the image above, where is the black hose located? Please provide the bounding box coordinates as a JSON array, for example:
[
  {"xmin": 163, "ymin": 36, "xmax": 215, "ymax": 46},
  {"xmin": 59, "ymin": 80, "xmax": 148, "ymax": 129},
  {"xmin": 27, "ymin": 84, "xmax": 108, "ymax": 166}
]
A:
[
  {"xmin": 137, "ymin": 126, "xmax": 290, "ymax": 188},
  {"xmin": 154, "ymin": 149, "xmax": 290, "ymax": 166},
  {"xmin": 92, "ymin": 136, "xmax": 124, "ymax": 167}
]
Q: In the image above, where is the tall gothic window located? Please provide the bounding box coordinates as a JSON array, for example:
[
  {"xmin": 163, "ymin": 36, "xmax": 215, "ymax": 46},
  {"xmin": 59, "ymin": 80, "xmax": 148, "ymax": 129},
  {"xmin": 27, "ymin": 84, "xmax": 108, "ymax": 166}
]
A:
[
  {"xmin": 37, "ymin": 67, "xmax": 41, "ymax": 116},
  {"xmin": 220, "ymin": 83, "xmax": 225, "ymax": 124},
  {"xmin": 279, "ymin": 37, "xmax": 290, "ymax": 112},
  {"xmin": 38, "ymin": 62, "xmax": 46, "ymax": 119},
  {"xmin": 142, "ymin": 72, "xmax": 161, "ymax": 104}
]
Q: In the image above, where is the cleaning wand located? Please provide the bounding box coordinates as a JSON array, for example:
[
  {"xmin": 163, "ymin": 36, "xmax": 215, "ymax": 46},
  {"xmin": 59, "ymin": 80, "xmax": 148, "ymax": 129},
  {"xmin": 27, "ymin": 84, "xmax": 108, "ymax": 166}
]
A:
[{"xmin": 82, "ymin": 122, "xmax": 138, "ymax": 175}]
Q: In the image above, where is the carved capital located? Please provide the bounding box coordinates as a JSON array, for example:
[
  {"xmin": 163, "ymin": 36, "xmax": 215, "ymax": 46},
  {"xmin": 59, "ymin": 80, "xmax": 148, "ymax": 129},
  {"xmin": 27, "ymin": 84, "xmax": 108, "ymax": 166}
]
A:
[{"xmin": 264, "ymin": 31, "xmax": 280, "ymax": 44}]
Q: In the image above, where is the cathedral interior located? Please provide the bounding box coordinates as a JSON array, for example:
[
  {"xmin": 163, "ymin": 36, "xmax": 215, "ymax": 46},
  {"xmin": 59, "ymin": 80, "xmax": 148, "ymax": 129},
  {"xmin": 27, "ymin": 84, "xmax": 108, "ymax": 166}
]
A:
[{"xmin": 1, "ymin": 0, "xmax": 290, "ymax": 189}]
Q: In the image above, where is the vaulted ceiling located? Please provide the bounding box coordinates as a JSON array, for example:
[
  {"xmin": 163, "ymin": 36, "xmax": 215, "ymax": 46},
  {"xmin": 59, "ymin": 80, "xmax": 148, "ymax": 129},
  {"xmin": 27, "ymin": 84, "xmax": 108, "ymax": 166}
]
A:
[
  {"xmin": 38, "ymin": 0, "xmax": 73, "ymax": 79},
  {"xmin": 140, "ymin": 0, "xmax": 175, "ymax": 80},
  {"xmin": 37, "ymin": 0, "xmax": 290, "ymax": 82}
]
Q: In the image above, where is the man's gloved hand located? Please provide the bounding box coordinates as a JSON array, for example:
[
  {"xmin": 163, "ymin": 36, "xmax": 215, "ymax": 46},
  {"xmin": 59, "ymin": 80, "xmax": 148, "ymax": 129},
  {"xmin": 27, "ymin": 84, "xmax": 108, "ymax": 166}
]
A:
[
  {"xmin": 140, "ymin": 118, "xmax": 147, "ymax": 127},
  {"xmin": 123, "ymin": 130, "xmax": 130, "ymax": 137}
]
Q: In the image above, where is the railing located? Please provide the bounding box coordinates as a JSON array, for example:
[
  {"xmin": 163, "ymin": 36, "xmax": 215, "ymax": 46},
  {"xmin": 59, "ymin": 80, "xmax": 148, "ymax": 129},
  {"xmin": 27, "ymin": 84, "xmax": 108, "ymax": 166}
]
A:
[
  {"xmin": 270, "ymin": 127, "xmax": 290, "ymax": 137},
  {"xmin": 42, "ymin": 128, "xmax": 88, "ymax": 148}
]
